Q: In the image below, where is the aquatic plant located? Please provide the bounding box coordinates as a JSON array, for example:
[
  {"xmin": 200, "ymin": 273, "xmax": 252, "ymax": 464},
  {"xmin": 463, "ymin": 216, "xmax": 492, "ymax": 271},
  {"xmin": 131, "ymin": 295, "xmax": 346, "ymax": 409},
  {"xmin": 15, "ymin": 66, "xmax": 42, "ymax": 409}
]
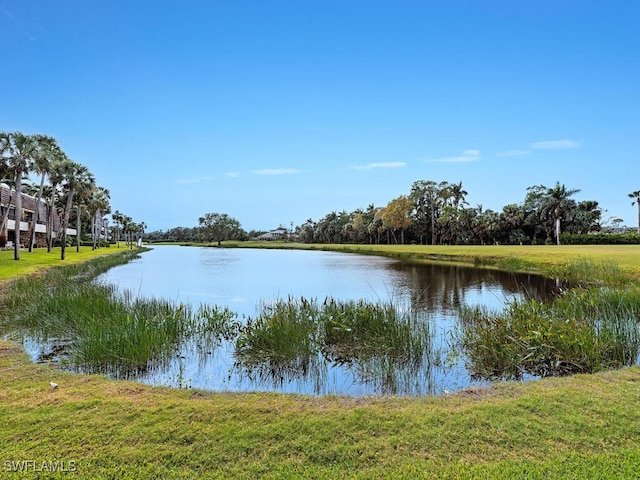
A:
[
  {"xmin": 1, "ymin": 250, "xmax": 235, "ymax": 377},
  {"xmin": 458, "ymin": 282, "xmax": 640, "ymax": 379},
  {"xmin": 236, "ymin": 297, "xmax": 319, "ymax": 367},
  {"xmin": 234, "ymin": 296, "xmax": 433, "ymax": 393},
  {"xmin": 321, "ymin": 297, "xmax": 429, "ymax": 365}
]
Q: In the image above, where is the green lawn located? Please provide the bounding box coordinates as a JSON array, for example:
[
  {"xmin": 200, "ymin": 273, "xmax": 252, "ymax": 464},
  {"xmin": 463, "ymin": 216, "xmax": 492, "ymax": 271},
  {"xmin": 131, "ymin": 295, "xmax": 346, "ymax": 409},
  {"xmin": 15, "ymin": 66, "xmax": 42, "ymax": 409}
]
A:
[
  {"xmin": 0, "ymin": 245, "xmax": 133, "ymax": 284},
  {"xmin": 2, "ymin": 243, "xmax": 640, "ymax": 478},
  {"xmin": 222, "ymin": 241, "xmax": 640, "ymax": 276}
]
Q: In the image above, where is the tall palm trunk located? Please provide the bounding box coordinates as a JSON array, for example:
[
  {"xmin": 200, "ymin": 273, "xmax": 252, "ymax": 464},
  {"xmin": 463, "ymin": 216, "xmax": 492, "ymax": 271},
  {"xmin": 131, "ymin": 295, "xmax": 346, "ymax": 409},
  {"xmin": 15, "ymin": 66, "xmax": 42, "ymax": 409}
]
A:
[
  {"xmin": 60, "ymin": 187, "xmax": 75, "ymax": 260},
  {"xmin": 14, "ymin": 170, "xmax": 23, "ymax": 260},
  {"xmin": 47, "ymin": 188, "xmax": 57, "ymax": 252},
  {"xmin": 76, "ymin": 203, "xmax": 82, "ymax": 252},
  {"xmin": 91, "ymin": 214, "xmax": 96, "ymax": 250},
  {"xmin": 0, "ymin": 188, "xmax": 14, "ymax": 238}
]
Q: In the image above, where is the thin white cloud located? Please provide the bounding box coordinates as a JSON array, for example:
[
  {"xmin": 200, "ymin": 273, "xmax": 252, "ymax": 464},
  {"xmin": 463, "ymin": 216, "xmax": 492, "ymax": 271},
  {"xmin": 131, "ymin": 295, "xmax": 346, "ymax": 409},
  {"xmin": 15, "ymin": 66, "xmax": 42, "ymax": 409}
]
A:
[
  {"xmin": 497, "ymin": 149, "xmax": 531, "ymax": 157},
  {"xmin": 351, "ymin": 162, "xmax": 406, "ymax": 170},
  {"xmin": 530, "ymin": 139, "xmax": 581, "ymax": 149},
  {"xmin": 176, "ymin": 176, "xmax": 214, "ymax": 184},
  {"xmin": 1, "ymin": 8, "xmax": 36, "ymax": 41},
  {"xmin": 224, "ymin": 171, "xmax": 241, "ymax": 178},
  {"xmin": 251, "ymin": 168, "xmax": 301, "ymax": 176},
  {"xmin": 427, "ymin": 149, "xmax": 480, "ymax": 163}
]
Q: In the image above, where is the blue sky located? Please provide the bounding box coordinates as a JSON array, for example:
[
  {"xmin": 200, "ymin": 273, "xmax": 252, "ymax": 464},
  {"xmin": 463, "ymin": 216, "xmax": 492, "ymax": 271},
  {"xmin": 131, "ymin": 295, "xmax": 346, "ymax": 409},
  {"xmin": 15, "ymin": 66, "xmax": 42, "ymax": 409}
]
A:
[{"xmin": 1, "ymin": 1, "xmax": 639, "ymax": 232}]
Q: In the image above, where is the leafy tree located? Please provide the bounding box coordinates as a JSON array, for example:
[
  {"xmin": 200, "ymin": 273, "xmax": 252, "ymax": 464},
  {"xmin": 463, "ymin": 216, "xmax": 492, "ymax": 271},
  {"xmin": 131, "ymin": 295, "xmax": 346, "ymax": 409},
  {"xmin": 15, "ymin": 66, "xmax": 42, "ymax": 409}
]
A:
[
  {"xmin": 198, "ymin": 212, "xmax": 243, "ymax": 245},
  {"xmin": 380, "ymin": 196, "xmax": 413, "ymax": 244},
  {"xmin": 499, "ymin": 204, "xmax": 526, "ymax": 244},
  {"xmin": 298, "ymin": 218, "xmax": 316, "ymax": 243},
  {"xmin": 569, "ymin": 200, "xmax": 602, "ymax": 234}
]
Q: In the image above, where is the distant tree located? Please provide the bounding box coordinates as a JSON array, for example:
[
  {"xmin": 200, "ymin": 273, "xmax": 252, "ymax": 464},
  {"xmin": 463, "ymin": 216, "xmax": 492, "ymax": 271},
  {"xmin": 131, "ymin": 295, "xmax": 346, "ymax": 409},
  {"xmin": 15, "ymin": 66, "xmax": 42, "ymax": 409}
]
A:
[
  {"xmin": 498, "ymin": 203, "xmax": 526, "ymax": 243},
  {"xmin": 629, "ymin": 190, "xmax": 640, "ymax": 234},
  {"xmin": 541, "ymin": 182, "xmax": 580, "ymax": 245},
  {"xmin": 411, "ymin": 180, "xmax": 449, "ymax": 245},
  {"xmin": 85, "ymin": 186, "xmax": 110, "ymax": 249},
  {"xmin": 569, "ymin": 200, "xmax": 602, "ymax": 234},
  {"xmin": 112, "ymin": 210, "xmax": 123, "ymax": 247},
  {"xmin": 198, "ymin": 212, "xmax": 243, "ymax": 245},
  {"xmin": 380, "ymin": 196, "xmax": 413, "ymax": 244}
]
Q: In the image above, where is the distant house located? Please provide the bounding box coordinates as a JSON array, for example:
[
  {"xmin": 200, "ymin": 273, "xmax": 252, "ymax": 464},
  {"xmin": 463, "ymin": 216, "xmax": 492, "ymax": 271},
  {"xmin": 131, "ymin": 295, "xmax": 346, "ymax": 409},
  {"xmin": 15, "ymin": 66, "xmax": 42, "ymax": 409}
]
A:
[
  {"xmin": 0, "ymin": 183, "xmax": 76, "ymax": 248},
  {"xmin": 252, "ymin": 227, "xmax": 289, "ymax": 241}
]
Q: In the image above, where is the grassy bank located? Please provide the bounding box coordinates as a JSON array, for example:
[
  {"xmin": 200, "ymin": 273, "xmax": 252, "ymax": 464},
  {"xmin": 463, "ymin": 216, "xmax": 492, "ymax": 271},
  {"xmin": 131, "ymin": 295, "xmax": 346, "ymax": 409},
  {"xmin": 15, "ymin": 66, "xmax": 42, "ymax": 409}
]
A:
[
  {"xmin": 2, "ymin": 243, "xmax": 640, "ymax": 478},
  {"xmin": 218, "ymin": 242, "xmax": 640, "ymax": 277},
  {"xmin": 0, "ymin": 245, "xmax": 135, "ymax": 283},
  {"xmin": 2, "ymin": 340, "xmax": 640, "ymax": 478}
]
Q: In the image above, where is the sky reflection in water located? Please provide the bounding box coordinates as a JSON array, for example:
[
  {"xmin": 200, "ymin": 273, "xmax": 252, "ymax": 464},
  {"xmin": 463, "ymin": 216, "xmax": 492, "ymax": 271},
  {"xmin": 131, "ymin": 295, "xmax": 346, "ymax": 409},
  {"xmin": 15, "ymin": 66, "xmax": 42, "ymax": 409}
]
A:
[{"xmin": 59, "ymin": 246, "xmax": 555, "ymax": 395}]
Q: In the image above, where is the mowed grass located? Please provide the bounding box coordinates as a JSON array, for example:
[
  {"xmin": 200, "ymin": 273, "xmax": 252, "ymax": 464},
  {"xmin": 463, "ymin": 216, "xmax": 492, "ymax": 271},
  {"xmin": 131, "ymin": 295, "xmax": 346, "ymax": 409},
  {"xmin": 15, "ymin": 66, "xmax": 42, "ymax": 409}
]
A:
[
  {"xmin": 3, "ymin": 243, "xmax": 640, "ymax": 478},
  {"xmin": 0, "ymin": 245, "xmax": 132, "ymax": 283},
  {"xmin": 2, "ymin": 340, "xmax": 640, "ymax": 478},
  {"xmin": 223, "ymin": 242, "xmax": 640, "ymax": 276}
]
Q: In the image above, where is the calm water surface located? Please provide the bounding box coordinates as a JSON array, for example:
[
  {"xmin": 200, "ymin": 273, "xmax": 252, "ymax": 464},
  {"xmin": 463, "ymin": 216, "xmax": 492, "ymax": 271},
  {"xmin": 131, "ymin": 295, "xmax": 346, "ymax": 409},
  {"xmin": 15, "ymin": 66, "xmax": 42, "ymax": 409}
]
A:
[{"xmin": 31, "ymin": 246, "xmax": 556, "ymax": 395}]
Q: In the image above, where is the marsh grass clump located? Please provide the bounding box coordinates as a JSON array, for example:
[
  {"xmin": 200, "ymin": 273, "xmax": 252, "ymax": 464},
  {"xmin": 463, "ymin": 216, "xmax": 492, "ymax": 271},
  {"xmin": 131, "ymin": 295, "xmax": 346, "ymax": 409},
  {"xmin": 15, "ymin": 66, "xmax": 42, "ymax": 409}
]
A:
[
  {"xmin": 236, "ymin": 297, "xmax": 319, "ymax": 367},
  {"xmin": 459, "ymin": 282, "xmax": 640, "ymax": 379},
  {"xmin": 0, "ymin": 250, "xmax": 235, "ymax": 377},
  {"xmin": 321, "ymin": 297, "xmax": 429, "ymax": 364},
  {"xmin": 195, "ymin": 304, "xmax": 240, "ymax": 341},
  {"xmin": 548, "ymin": 258, "xmax": 629, "ymax": 288},
  {"xmin": 234, "ymin": 296, "xmax": 432, "ymax": 392}
]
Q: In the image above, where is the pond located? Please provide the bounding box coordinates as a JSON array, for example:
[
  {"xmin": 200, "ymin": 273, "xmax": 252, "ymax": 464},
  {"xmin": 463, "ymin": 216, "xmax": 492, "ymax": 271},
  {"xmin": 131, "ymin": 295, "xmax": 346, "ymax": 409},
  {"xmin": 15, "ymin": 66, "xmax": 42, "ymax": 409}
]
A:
[{"xmin": 23, "ymin": 246, "xmax": 557, "ymax": 396}]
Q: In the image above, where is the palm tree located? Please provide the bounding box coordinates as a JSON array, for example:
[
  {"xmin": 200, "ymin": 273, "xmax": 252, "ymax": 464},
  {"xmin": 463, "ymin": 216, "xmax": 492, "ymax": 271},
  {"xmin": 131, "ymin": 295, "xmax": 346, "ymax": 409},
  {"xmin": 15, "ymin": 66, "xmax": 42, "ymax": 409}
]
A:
[
  {"xmin": 410, "ymin": 180, "xmax": 448, "ymax": 245},
  {"xmin": 86, "ymin": 187, "xmax": 110, "ymax": 249},
  {"xmin": 27, "ymin": 135, "xmax": 60, "ymax": 252},
  {"xmin": 0, "ymin": 132, "xmax": 39, "ymax": 260},
  {"xmin": 139, "ymin": 221, "xmax": 147, "ymax": 245},
  {"xmin": 629, "ymin": 190, "xmax": 640, "ymax": 234},
  {"xmin": 448, "ymin": 181, "xmax": 468, "ymax": 210},
  {"xmin": 73, "ymin": 170, "xmax": 96, "ymax": 252},
  {"xmin": 447, "ymin": 181, "xmax": 468, "ymax": 243},
  {"xmin": 59, "ymin": 160, "xmax": 91, "ymax": 260},
  {"xmin": 541, "ymin": 182, "xmax": 580, "ymax": 245},
  {"xmin": 46, "ymin": 155, "xmax": 69, "ymax": 252},
  {"xmin": 112, "ymin": 210, "xmax": 123, "ymax": 247}
]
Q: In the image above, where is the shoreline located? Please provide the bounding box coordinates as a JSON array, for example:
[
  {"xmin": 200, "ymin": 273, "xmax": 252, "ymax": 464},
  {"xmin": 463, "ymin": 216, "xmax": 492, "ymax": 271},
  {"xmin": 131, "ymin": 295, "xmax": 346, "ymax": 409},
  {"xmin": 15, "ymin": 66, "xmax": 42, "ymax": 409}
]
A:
[{"xmin": 3, "ymin": 243, "xmax": 640, "ymax": 476}]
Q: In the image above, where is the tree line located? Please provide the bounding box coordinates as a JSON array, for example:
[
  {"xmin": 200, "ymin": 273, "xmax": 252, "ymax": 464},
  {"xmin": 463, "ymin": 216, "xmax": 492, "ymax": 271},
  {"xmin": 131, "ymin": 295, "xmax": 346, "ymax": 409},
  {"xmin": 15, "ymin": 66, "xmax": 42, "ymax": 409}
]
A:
[
  {"xmin": 148, "ymin": 180, "xmax": 640, "ymax": 246},
  {"xmin": 0, "ymin": 131, "xmax": 143, "ymax": 260},
  {"xmin": 298, "ymin": 180, "xmax": 605, "ymax": 246}
]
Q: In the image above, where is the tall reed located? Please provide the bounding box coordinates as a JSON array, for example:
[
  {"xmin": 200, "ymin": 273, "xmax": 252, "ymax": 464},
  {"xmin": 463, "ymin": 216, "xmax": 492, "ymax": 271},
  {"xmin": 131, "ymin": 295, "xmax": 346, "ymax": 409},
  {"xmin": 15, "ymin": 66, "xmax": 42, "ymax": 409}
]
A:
[
  {"xmin": 1, "ymin": 250, "xmax": 235, "ymax": 377},
  {"xmin": 458, "ymin": 279, "xmax": 640, "ymax": 379},
  {"xmin": 234, "ymin": 296, "xmax": 433, "ymax": 392}
]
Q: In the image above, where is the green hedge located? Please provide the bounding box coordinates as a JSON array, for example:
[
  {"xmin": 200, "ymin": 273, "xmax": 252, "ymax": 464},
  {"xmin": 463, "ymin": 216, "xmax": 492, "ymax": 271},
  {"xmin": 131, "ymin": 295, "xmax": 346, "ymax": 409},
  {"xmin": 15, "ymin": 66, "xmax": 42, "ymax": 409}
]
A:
[{"xmin": 560, "ymin": 233, "xmax": 640, "ymax": 245}]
